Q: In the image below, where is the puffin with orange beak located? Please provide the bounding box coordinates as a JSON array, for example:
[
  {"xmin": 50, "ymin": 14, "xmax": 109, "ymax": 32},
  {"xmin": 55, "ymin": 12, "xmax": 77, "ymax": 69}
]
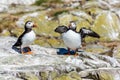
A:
[
  {"xmin": 55, "ymin": 22, "xmax": 100, "ymax": 55},
  {"xmin": 12, "ymin": 21, "xmax": 37, "ymax": 54}
]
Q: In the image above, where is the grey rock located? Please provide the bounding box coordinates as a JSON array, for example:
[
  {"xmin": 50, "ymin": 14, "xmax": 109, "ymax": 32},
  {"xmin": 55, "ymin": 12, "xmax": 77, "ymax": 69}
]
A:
[{"xmin": 0, "ymin": 36, "xmax": 120, "ymax": 80}]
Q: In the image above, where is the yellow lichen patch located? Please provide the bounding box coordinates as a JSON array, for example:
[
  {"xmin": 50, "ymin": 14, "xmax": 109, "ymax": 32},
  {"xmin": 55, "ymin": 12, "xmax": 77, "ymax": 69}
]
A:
[
  {"xmin": 54, "ymin": 72, "xmax": 82, "ymax": 80},
  {"xmin": 50, "ymin": 71, "xmax": 58, "ymax": 80},
  {"xmin": 1, "ymin": 30, "xmax": 10, "ymax": 36},
  {"xmin": 84, "ymin": 37, "xmax": 99, "ymax": 43},
  {"xmin": 13, "ymin": 28, "xmax": 23, "ymax": 37},
  {"xmin": 34, "ymin": 37, "xmax": 48, "ymax": 47},
  {"xmin": 18, "ymin": 73, "xmax": 39, "ymax": 80},
  {"xmin": 59, "ymin": 14, "xmax": 74, "ymax": 25},
  {"xmin": 68, "ymin": 71, "xmax": 82, "ymax": 80},
  {"xmin": 46, "ymin": 38, "xmax": 63, "ymax": 48},
  {"xmin": 93, "ymin": 12, "xmax": 120, "ymax": 41},
  {"xmin": 77, "ymin": 20, "xmax": 91, "ymax": 31},
  {"xmin": 54, "ymin": 74, "xmax": 72, "ymax": 80},
  {"xmin": 85, "ymin": 7, "xmax": 102, "ymax": 15},
  {"xmin": 86, "ymin": 48, "xmax": 106, "ymax": 54},
  {"xmin": 99, "ymin": 71, "xmax": 114, "ymax": 80},
  {"xmin": 40, "ymin": 72, "xmax": 48, "ymax": 80}
]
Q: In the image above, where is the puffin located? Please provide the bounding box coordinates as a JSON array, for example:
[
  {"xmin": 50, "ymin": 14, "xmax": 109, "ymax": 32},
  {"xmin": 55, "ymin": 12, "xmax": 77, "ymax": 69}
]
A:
[
  {"xmin": 12, "ymin": 21, "xmax": 37, "ymax": 54},
  {"xmin": 68, "ymin": 21, "xmax": 100, "ymax": 41},
  {"xmin": 55, "ymin": 25, "xmax": 81, "ymax": 55},
  {"xmin": 55, "ymin": 25, "xmax": 100, "ymax": 55}
]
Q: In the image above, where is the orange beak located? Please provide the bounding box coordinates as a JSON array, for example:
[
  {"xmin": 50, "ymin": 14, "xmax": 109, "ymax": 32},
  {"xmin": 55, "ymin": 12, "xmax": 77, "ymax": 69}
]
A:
[{"xmin": 33, "ymin": 24, "xmax": 37, "ymax": 28}]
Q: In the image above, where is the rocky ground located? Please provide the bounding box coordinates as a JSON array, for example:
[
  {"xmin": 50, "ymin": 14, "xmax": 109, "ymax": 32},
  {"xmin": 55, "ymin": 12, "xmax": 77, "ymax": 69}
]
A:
[
  {"xmin": 0, "ymin": 0, "xmax": 120, "ymax": 80},
  {"xmin": 0, "ymin": 36, "xmax": 120, "ymax": 80}
]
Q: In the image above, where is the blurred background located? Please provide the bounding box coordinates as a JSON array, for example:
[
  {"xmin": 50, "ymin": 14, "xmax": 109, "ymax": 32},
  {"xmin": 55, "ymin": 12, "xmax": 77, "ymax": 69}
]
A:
[{"xmin": 0, "ymin": 0, "xmax": 120, "ymax": 50}]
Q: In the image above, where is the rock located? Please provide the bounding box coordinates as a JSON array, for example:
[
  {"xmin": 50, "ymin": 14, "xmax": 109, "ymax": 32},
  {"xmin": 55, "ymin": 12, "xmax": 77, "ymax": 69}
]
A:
[
  {"xmin": 0, "ymin": 0, "xmax": 36, "ymax": 5},
  {"xmin": 79, "ymin": 68, "xmax": 120, "ymax": 80},
  {"xmin": 0, "ymin": 36, "xmax": 120, "ymax": 79},
  {"xmin": 54, "ymin": 72, "xmax": 82, "ymax": 80},
  {"xmin": 0, "ymin": 4, "xmax": 8, "ymax": 12},
  {"xmin": 16, "ymin": 12, "xmax": 39, "ymax": 27},
  {"xmin": 93, "ymin": 11, "xmax": 120, "ymax": 40},
  {"xmin": 17, "ymin": 72, "xmax": 39, "ymax": 80},
  {"xmin": 0, "ymin": 0, "xmax": 36, "ymax": 12}
]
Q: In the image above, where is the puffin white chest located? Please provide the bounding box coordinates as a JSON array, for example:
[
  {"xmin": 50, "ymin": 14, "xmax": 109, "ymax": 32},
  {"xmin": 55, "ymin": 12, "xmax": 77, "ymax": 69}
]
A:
[
  {"xmin": 62, "ymin": 30, "xmax": 81, "ymax": 50},
  {"xmin": 22, "ymin": 30, "xmax": 36, "ymax": 47}
]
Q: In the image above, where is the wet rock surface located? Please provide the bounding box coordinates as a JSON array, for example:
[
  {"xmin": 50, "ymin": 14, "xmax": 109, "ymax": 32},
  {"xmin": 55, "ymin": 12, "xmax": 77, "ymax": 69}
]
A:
[{"xmin": 0, "ymin": 36, "xmax": 120, "ymax": 80}]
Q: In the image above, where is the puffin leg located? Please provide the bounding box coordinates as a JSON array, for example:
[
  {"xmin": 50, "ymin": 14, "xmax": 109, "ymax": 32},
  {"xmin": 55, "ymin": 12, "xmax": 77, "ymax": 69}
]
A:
[
  {"xmin": 74, "ymin": 49, "xmax": 79, "ymax": 56},
  {"xmin": 27, "ymin": 51, "xmax": 33, "ymax": 54},
  {"xmin": 67, "ymin": 48, "xmax": 70, "ymax": 55},
  {"xmin": 20, "ymin": 47, "xmax": 24, "ymax": 54},
  {"xmin": 26, "ymin": 47, "xmax": 33, "ymax": 54}
]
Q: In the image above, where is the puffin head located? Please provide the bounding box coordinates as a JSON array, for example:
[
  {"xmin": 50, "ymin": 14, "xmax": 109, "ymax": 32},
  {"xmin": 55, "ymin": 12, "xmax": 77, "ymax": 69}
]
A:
[
  {"xmin": 25, "ymin": 21, "xmax": 37, "ymax": 30},
  {"xmin": 68, "ymin": 21, "xmax": 76, "ymax": 31},
  {"xmin": 55, "ymin": 25, "xmax": 68, "ymax": 34}
]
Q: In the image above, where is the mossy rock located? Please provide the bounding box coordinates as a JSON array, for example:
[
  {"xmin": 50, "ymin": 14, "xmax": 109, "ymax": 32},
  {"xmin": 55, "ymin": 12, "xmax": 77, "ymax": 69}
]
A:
[
  {"xmin": 18, "ymin": 73, "xmax": 39, "ymax": 80},
  {"xmin": 54, "ymin": 74, "xmax": 73, "ymax": 80},
  {"xmin": 54, "ymin": 72, "xmax": 82, "ymax": 80},
  {"xmin": 68, "ymin": 71, "xmax": 82, "ymax": 80},
  {"xmin": 50, "ymin": 71, "xmax": 59, "ymax": 80},
  {"xmin": 99, "ymin": 71, "xmax": 114, "ymax": 80},
  {"xmin": 93, "ymin": 11, "xmax": 120, "ymax": 41},
  {"xmin": 40, "ymin": 72, "xmax": 49, "ymax": 80}
]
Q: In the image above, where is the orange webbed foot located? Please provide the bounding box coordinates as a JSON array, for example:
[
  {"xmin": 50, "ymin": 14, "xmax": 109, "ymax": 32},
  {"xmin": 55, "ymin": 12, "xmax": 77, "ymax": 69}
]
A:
[
  {"xmin": 74, "ymin": 53, "xmax": 79, "ymax": 57},
  {"xmin": 27, "ymin": 51, "xmax": 33, "ymax": 54}
]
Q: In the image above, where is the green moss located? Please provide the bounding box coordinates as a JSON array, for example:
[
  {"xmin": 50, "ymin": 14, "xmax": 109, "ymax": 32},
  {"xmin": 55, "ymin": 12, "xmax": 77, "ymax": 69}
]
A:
[
  {"xmin": 35, "ymin": 0, "xmax": 47, "ymax": 6},
  {"xmin": 99, "ymin": 72, "xmax": 114, "ymax": 80},
  {"xmin": 47, "ymin": 38, "xmax": 61, "ymax": 47},
  {"xmin": 54, "ymin": 10, "xmax": 68, "ymax": 17},
  {"xmin": 18, "ymin": 73, "xmax": 39, "ymax": 80},
  {"xmin": 69, "ymin": 71, "xmax": 82, "ymax": 80},
  {"xmin": 54, "ymin": 72, "xmax": 82, "ymax": 80},
  {"xmin": 40, "ymin": 72, "xmax": 48, "ymax": 80},
  {"xmin": 54, "ymin": 74, "xmax": 72, "ymax": 80},
  {"xmin": 86, "ymin": 48, "xmax": 105, "ymax": 53},
  {"xmin": 50, "ymin": 71, "xmax": 58, "ymax": 79},
  {"xmin": 35, "ymin": 38, "xmax": 48, "ymax": 46},
  {"xmin": 93, "ymin": 12, "xmax": 120, "ymax": 41},
  {"xmin": 35, "ymin": 0, "xmax": 62, "ymax": 6}
]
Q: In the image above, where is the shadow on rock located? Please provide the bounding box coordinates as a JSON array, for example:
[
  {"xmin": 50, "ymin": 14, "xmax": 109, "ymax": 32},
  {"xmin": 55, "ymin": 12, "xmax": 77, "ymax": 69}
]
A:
[
  {"xmin": 56, "ymin": 48, "xmax": 84, "ymax": 55},
  {"xmin": 12, "ymin": 46, "xmax": 31, "ymax": 54},
  {"xmin": 12, "ymin": 46, "xmax": 21, "ymax": 53}
]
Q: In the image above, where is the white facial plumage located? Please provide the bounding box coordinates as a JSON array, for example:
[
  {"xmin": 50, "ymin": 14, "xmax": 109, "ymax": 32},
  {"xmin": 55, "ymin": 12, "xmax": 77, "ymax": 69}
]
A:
[
  {"xmin": 71, "ymin": 22, "xmax": 76, "ymax": 27},
  {"xmin": 25, "ymin": 21, "xmax": 34, "ymax": 29}
]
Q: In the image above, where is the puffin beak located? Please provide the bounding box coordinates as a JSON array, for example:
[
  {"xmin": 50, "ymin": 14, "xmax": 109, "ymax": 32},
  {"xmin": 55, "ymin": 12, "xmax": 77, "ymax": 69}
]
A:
[{"xmin": 33, "ymin": 24, "xmax": 37, "ymax": 28}]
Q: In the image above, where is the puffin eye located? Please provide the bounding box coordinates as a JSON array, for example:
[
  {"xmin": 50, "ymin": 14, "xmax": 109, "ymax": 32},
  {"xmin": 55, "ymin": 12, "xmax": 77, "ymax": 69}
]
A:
[{"xmin": 28, "ymin": 22, "xmax": 31, "ymax": 24}]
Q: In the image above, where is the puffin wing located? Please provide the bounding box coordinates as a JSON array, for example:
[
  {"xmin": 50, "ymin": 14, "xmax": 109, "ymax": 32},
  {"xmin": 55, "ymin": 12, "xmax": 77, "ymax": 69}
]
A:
[
  {"xmin": 79, "ymin": 28, "xmax": 100, "ymax": 39},
  {"xmin": 13, "ymin": 32, "xmax": 25, "ymax": 47}
]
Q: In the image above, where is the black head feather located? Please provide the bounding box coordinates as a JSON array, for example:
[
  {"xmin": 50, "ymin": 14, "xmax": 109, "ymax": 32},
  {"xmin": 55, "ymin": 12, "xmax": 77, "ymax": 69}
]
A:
[
  {"xmin": 68, "ymin": 21, "xmax": 76, "ymax": 31},
  {"xmin": 55, "ymin": 25, "xmax": 69, "ymax": 34}
]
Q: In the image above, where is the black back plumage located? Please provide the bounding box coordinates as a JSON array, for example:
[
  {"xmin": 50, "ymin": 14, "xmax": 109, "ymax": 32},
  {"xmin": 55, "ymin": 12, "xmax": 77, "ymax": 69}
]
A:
[{"xmin": 13, "ymin": 31, "xmax": 25, "ymax": 47}]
